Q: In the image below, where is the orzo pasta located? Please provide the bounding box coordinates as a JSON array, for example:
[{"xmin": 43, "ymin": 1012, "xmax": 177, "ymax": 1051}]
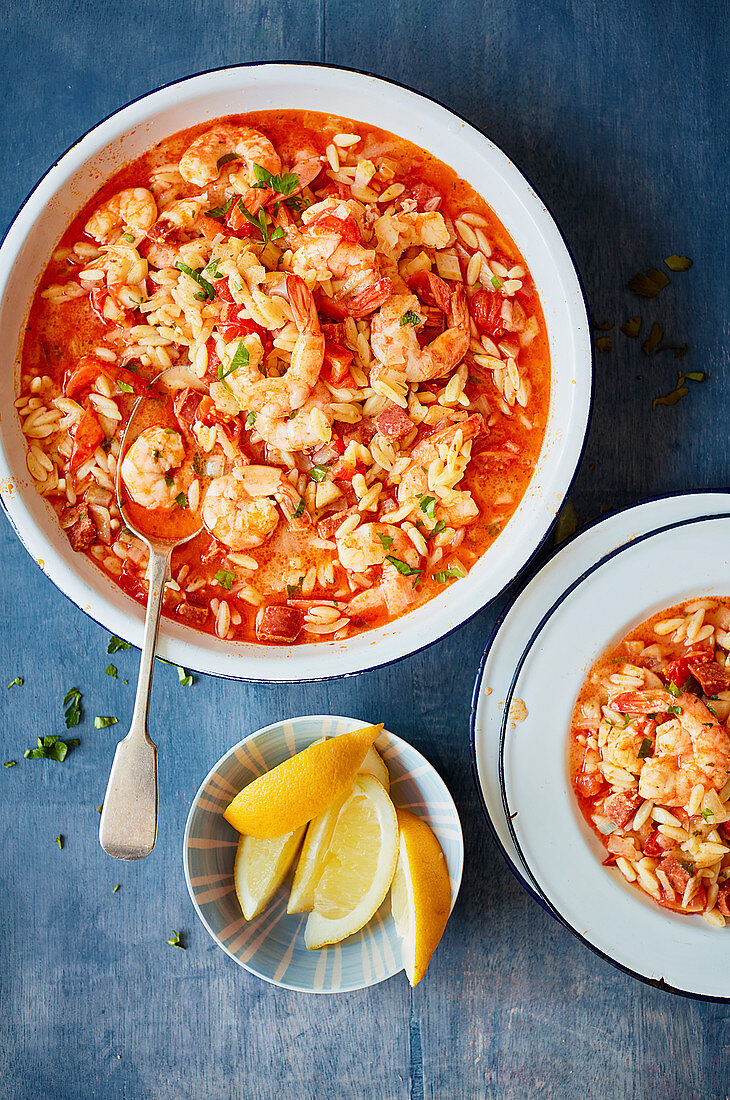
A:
[
  {"xmin": 18, "ymin": 110, "xmax": 550, "ymax": 644},
  {"xmin": 570, "ymin": 597, "xmax": 730, "ymax": 926}
]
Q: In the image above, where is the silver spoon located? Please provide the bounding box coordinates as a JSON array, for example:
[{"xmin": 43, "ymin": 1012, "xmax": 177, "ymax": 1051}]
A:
[{"xmin": 99, "ymin": 367, "xmax": 206, "ymax": 860}]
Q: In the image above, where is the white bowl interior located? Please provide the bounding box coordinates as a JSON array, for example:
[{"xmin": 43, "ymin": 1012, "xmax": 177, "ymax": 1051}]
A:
[
  {"xmin": 183, "ymin": 714, "xmax": 464, "ymax": 992},
  {"xmin": 0, "ymin": 64, "xmax": 591, "ymax": 679},
  {"xmin": 501, "ymin": 514, "xmax": 730, "ymax": 998}
]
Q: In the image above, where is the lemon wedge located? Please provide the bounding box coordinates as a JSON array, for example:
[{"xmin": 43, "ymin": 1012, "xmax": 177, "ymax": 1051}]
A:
[
  {"xmin": 304, "ymin": 773, "xmax": 399, "ymax": 949},
  {"xmin": 233, "ymin": 826, "xmax": 306, "ymax": 920},
  {"xmin": 390, "ymin": 808, "xmax": 452, "ymax": 985},
  {"xmin": 224, "ymin": 724, "xmax": 383, "ymax": 838},
  {"xmin": 288, "ymin": 743, "xmax": 390, "ymax": 914}
]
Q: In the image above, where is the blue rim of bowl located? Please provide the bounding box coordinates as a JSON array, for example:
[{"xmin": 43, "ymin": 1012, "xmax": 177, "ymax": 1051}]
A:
[
  {"xmin": 0, "ymin": 60, "xmax": 593, "ymax": 683},
  {"xmin": 182, "ymin": 713, "xmax": 465, "ymax": 992},
  {"xmin": 470, "ymin": 495, "xmax": 730, "ymax": 1003}
]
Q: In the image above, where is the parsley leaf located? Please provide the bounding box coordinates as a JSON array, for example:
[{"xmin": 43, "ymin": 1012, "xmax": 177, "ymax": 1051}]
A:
[
  {"xmin": 653, "ymin": 369, "xmax": 706, "ymax": 410},
  {"xmin": 177, "ymin": 666, "xmax": 194, "ymax": 686},
  {"xmin": 218, "ymin": 341, "xmax": 250, "ymax": 391},
  {"xmin": 175, "ymin": 492, "xmax": 189, "ymax": 509},
  {"xmin": 386, "ymin": 555, "xmax": 422, "ymax": 581},
  {"xmin": 419, "ymin": 495, "xmax": 436, "ymax": 520},
  {"xmin": 164, "ymin": 475, "xmax": 174, "ymax": 488},
  {"xmin": 214, "ymin": 569, "xmax": 234, "ymax": 590},
  {"xmin": 433, "ymin": 564, "xmax": 468, "ymax": 583},
  {"xmin": 664, "ymin": 255, "xmax": 692, "ymax": 272},
  {"xmin": 117, "ymin": 380, "xmax": 134, "ymax": 394},
  {"xmin": 108, "ymin": 636, "xmax": 130, "ymax": 654},
  {"xmin": 400, "ymin": 310, "xmax": 421, "ymax": 327},
  {"xmin": 429, "ymin": 519, "xmax": 446, "ymax": 539},
  {"xmin": 55, "ymin": 834, "xmax": 64, "ymax": 849},
  {"xmin": 167, "ymin": 930, "xmax": 185, "ymax": 949},
  {"xmin": 702, "ymin": 808, "xmax": 714, "ymax": 821},
  {"xmin": 236, "ymin": 200, "xmax": 270, "ymax": 244},
  {"xmin": 121, "ymin": 232, "xmax": 135, "ymax": 243},
  {"xmin": 377, "ymin": 532, "xmax": 394, "ymax": 550},
  {"xmin": 205, "ymin": 195, "xmax": 236, "ymax": 220},
  {"xmin": 94, "ymin": 716, "xmax": 118, "ymax": 729},
  {"xmin": 668, "ymin": 704, "xmax": 681, "ymax": 715},
  {"xmin": 251, "ymin": 164, "xmax": 300, "ymax": 196},
  {"xmin": 216, "ymin": 152, "xmax": 240, "ymax": 171},
  {"xmin": 24, "ymin": 735, "xmax": 80, "ymax": 762},
  {"xmin": 628, "ymin": 268, "xmax": 669, "ymax": 297},
  {"xmin": 4, "ymin": 761, "xmax": 16, "ymax": 768},
  {"xmin": 203, "ymin": 257, "xmax": 224, "ymax": 280},
  {"xmin": 7, "ymin": 676, "xmax": 23, "ymax": 688},
  {"xmin": 245, "ymin": 411, "xmax": 257, "ymax": 428},
  {"xmin": 112, "ymin": 884, "xmax": 121, "ymax": 893},
  {"xmin": 105, "ymin": 664, "xmax": 117, "ymax": 678},
  {"xmin": 667, "ymin": 681, "xmax": 681, "ymax": 697},
  {"xmin": 174, "ymin": 262, "xmax": 216, "ymax": 301},
  {"xmin": 638, "ymin": 737, "xmax": 653, "ymax": 759},
  {"xmin": 63, "ymin": 687, "xmax": 82, "ymax": 729},
  {"xmin": 293, "ymin": 497, "xmax": 305, "ymax": 519}
]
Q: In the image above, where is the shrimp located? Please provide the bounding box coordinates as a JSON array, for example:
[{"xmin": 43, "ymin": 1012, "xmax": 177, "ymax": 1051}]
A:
[
  {"xmin": 179, "ymin": 125, "xmax": 281, "ymax": 213},
  {"xmin": 371, "ymin": 285, "xmax": 470, "ymax": 383},
  {"xmin": 396, "ymin": 414, "xmax": 483, "ymax": 526},
  {"xmin": 120, "ymin": 427, "xmax": 187, "ymax": 511},
  {"xmin": 85, "ymin": 188, "xmax": 157, "ymax": 244},
  {"xmin": 253, "ymin": 382, "xmax": 334, "ymax": 453},
  {"xmin": 201, "ymin": 467, "xmax": 287, "ymax": 551},
  {"xmin": 336, "ymin": 523, "xmax": 421, "ymax": 620},
  {"xmin": 373, "ymin": 210, "xmax": 453, "ymax": 291},
  {"xmin": 147, "ymin": 198, "xmax": 203, "ymax": 242},
  {"xmin": 292, "ymin": 198, "xmax": 379, "ymax": 295},
  {"xmin": 612, "ymin": 689, "xmax": 730, "ymax": 807}
]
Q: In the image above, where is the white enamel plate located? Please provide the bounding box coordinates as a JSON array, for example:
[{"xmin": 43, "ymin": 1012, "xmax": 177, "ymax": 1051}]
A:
[{"xmin": 471, "ymin": 492, "xmax": 730, "ymax": 1000}]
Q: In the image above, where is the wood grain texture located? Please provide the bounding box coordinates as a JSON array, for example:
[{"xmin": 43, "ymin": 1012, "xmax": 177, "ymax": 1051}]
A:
[{"xmin": 1, "ymin": 1, "xmax": 729, "ymax": 1098}]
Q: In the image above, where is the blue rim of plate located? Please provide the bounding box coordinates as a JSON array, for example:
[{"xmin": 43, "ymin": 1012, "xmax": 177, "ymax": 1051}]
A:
[
  {"xmin": 470, "ymin": 497, "xmax": 730, "ymax": 1003},
  {"xmin": 182, "ymin": 714, "xmax": 465, "ymax": 992},
  {"xmin": 0, "ymin": 59, "xmax": 594, "ymax": 683}
]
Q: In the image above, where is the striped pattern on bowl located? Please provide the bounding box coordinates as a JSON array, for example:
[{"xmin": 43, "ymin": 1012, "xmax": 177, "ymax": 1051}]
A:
[{"xmin": 183, "ymin": 714, "xmax": 464, "ymax": 993}]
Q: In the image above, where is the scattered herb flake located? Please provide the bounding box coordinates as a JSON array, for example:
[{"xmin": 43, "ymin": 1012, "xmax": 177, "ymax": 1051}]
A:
[
  {"xmin": 205, "ymin": 195, "xmax": 236, "ymax": 220},
  {"xmin": 490, "ymin": 275, "xmax": 502, "ymax": 290},
  {"xmin": 218, "ymin": 341, "xmax": 250, "ymax": 391},
  {"xmin": 63, "ymin": 687, "xmax": 82, "ymax": 729},
  {"xmin": 175, "ymin": 492, "xmax": 189, "ymax": 509},
  {"xmin": 293, "ymin": 497, "xmax": 305, "ymax": 519},
  {"xmin": 192, "ymin": 451, "xmax": 204, "ymax": 476},
  {"xmin": 117, "ymin": 380, "xmax": 134, "ymax": 394},
  {"xmin": 216, "ymin": 152, "xmax": 240, "ymax": 171},
  {"xmin": 203, "ymin": 257, "xmax": 224, "ymax": 280},
  {"xmin": 419, "ymin": 495, "xmax": 437, "ymax": 520},
  {"xmin": 400, "ymin": 310, "xmax": 421, "ymax": 327},
  {"xmin": 667, "ymin": 681, "xmax": 681, "ymax": 697},
  {"xmin": 310, "ymin": 464, "xmax": 329, "ymax": 483},
  {"xmin": 685, "ymin": 371, "xmax": 706, "ymax": 383},
  {"xmin": 638, "ymin": 737, "xmax": 653, "ymax": 759},
  {"xmin": 55, "ymin": 834, "xmax": 64, "ymax": 849},
  {"xmin": 121, "ymin": 232, "xmax": 135, "ymax": 243},
  {"xmin": 642, "ymin": 322, "xmax": 663, "ymax": 356},
  {"xmin": 591, "ymin": 315, "xmax": 614, "ymax": 331},
  {"xmin": 214, "ymin": 569, "xmax": 234, "ymax": 590},
  {"xmin": 7, "ymin": 677, "xmax": 23, "ymax": 688},
  {"xmin": 107, "ymin": 636, "xmax": 130, "ymax": 654},
  {"xmin": 652, "ymin": 369, "xmax": 705, "ymax": 410},
  {"xmin": 429, "ymin": 519, "xmax": 446, "ymax": 539},
  {"xmin": 595, "ymin": 336, "xmax": 612, "ymax": 353},
  {"xmin": 628, "ymin": 268, "xmax": 670, "ymax": 298},
  {"xmin": 164, "ymin": 475, "xmax": 175, "ymax": 488},
  {"xmin": 4, "ymin": 761, "xmax": 16, "ymax": 768},
  {"xmin": 98, "ymin": 805, "xmax": 103, "ymax": 813},
  {"xmin": 177, "ymin": 667, "xmax": 194, "ymax": 687},
  {"xmin": 386, "ymin": 556, "xmax": 422, "ymax": 581},
  {"xmin": 270, "ymin": 226, "xmax": 285, "ymax": 241},
  {"xmin": 94, "ymin": 716, "xmax": 118, "ymax": 729},
  {"xmin": 112, "ymin": 884, "xmax": 120, "ymax": 893},
  {"xmin": 105, "ymin": 664, "xmax": 118, "ymax": 679},
  {"xmin": 251, "ymin": 164, "xmax": 300, "ymax": 196},
  {"xmin": 668, "ymin": 705, "xmax": 681, "ymax": 715},
  {"xmin": 24, "ymin": 735, "xmax": 80, "ymax": 762},
  {"xmin": 174, "ymin": 262, "xmax": 216, "ymax": 301},
  {"xmin": 655, "ymin": 343, "xmax": 689, "ymax": 358},
  {"xmin": 245, "ymin": 411, "xmax": 257, "ymax": 428},
  {"xmin": 433, "ymin": 563, "xmax": 468, "ymax": 583},
  {"xmin": 702, "ymin": 808, "xmax": 714, "ymax": 821},
  {"xmin": 286, "ymin": 583, "xmax": 302, "ymax": 597},
  {"xmin": 167, "ymin": 930, "xmax": 185, "ymax": 949},
  {"xmin": 377, "ymin": 533, "xmax": 394, "ymax": 550},
  {"xmin": 621, "ymin": 315, "xmax": 642, "ymax": 338},
  {"xmin": 554, "ymin": 501, "xmax": 578, "ymax": 545},
  {"xmin": 664, "ymin": 255, "xmax": 693, "ymax": 272}
]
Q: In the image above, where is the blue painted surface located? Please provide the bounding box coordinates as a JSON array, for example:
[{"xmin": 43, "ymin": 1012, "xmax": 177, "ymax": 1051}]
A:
[{"xmin": 1, "ymin": 2, "xmax": 728, "ymax": 1097}]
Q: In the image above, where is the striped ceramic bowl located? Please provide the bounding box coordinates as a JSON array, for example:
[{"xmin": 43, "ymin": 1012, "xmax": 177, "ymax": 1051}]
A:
[{"xmin": 183, "ymin": 714, "xmax": 464, "ymax": 993}]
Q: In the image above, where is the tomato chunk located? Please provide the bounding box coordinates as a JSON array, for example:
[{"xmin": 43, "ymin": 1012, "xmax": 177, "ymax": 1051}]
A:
[
  {"xmin": 68, "ymin": 407, "xmax": 104, "ymax": 471},
  {"xmin": 65, "ymin": 356, "xmax": 151, "ymax": 400},
  {"xmin": 470, "ymin": 288, "xmax": 504, "ymax": 338}
]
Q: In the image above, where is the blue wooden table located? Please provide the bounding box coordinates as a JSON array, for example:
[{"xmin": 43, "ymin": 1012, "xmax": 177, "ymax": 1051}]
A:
[{"xmin": 2, "ymin": 3, "xmax": 729, "ymax": 1097}]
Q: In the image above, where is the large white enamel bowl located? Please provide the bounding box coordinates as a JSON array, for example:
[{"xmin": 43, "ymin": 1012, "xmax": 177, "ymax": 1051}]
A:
[{"xmin": 0, "ymin": 63, "xmax": 591, "ymax": 680}]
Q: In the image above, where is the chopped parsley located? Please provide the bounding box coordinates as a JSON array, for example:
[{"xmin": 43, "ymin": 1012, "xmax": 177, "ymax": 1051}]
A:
[
  {"xmin": 24, "ymin": 735, "xmax": 80, "ymax": 761},
  {"xmin": 153, "ymin": 448, "xmax": 161, "ymax": 462},
  {"xmin": 218, "ymin": 341, "xmax": 250, "ymax": 392},
  {"xmin": 167, "ymin": 930, "xmax": 185, "ymax": 949},
  {"xmin": 400, "ymin": 310, "xmax": 421, "ymax": 327},
  {"xmin": 203, "ymin": 257, "xmax": 225, "ymax": 280},
  {"xmin": 433, "ymin": 563, "xmax": 468, "ymax": 583},
  {"xmin": 117, "ymin": 380, "xmax": 135, "ymax": 394},
  {"xmin": 174, "ymin": 261, "xmax": 216, "ymax": 301},
  {"xmin": 667, "ymin": 704, "xmax": 681, "ymax": 715},
  {"xmin": 428, "ymin": 519, "xmax": 446, "ymax": 539},
  {"xmin": 628, "ymin": 268, "xmax": 669, "ymax": 297},
  {"xmin": 177, "ymin": 666, "xmax": 194, "ymax": 687},
  {"xmin": 271, "ymin": 226, "xmax": 285, "ymax": 241},
  {"xmin": 105, "ymin": 664, "xmax": 117, "ymax": 679},
  {"xmin": 490, "ymin": 275, "xmax": 502, "ymax": 290},
  {"xmin": 638, "ymin": 737, "xmax": 653, "ymax": 759},
  {"xmin": 121, "ymin": 232, "xmax": 135, "ymax": 243},
  {"xmin": 214, "ymin": 569, "xmax": 234, "ymax": 590},
  {"xmin": 702, "ymin": 808, "xmax": 714, "ymax": 821},
  {"xmin": 293, "ymin": 497, "xmax": 305, "ymax": 519},
  {"xmin": 386, "ymin": 555, "xmax": 422, "ymax": 581},
  {"xmin": 216, "ymin": 152, "xmax": 240, "ymax": 171},
  {"xmin": 236, "ymin": 200, "xmax": 270, "ymax": 244},
  {"xmin": 621, "ymin": 315, "xmax": 642, "ymax": 338},
  {"xmin": 419, "ymin": 495, "xmax": 436, "ymax": 520},
  {"xmin": 98, "ymin": 804, "xmax": 103, "ymax": 813},
  {"xmin": 175, "ymin": 492, "xmax": 189, "ymax": 509},
  {"xmin": 205, "ymin": 194, "xmax": 236, "ymax": 220},
  {"xmin": 642, "ymin": 322, "xmax": 663, "ymax": 356},
  {"xmin": 7, "ymin": 676, "xmax": 23, "ymax": 688},
  {"xmin": 164, "ymin": 475, "xmax": 175, "ymax": 488},
  {"xmin": 192, "ymin": 451, "xmax": 204, "ymax": 476},
  {"xmin": 107, "ymin": 636, "xmax": 130, "ymax": 654},
  {"xmin": 245, "ymin": 411, "xmax": 257, "ymax": 428},
  {"xmin": 63, "ymin": 687, "xmax": 82, "ymax": 729},
  {"xmin": 310, "ymin": 465, "xmax": 329, "ymax": 483},
  {"xmin": 652, "ymin": 369, "xmax": 706, "ymax": 411},
  {"xmin": 667, "ymin": 681, "xmax": 681, "ymax": 697},
  {"xmin": 664, "ymin": 255, "xmax": 693, "ymax": 272},
  {"xmin": 4, "ymin": 761, "xmax": 16, "ymax": 768},
  {"xmin": 377, "ymin": 533, "xmax": 394, "ymax": 550},
  {"xmin": 94, "ymin": 716, "xmax": 118, "ymax": 729},
  {"xmin": 112, "ymin": 884, "xmax": 121, "ymax": 893},
  {"xmin": 55, "ymin": 834, "xmax": 64, "ymax": 849},
  {"xmin": 251, "ymin": 164, "xmax": 300, "ymax": 196}
]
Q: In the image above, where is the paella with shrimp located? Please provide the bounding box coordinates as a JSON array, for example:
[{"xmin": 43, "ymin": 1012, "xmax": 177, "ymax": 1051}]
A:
[
  {"xmin": 570, "ymin": 597, "xmax": 730, "ymax": 927},
  {"xmin": 17, "ymin": 111, "xmax": 550, "ymax": 645}
]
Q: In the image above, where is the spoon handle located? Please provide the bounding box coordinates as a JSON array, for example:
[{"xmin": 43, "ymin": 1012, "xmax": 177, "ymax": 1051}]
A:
[{"xmin": 99, "ymin": 547, "xmax": 171, "ymax": 860}]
